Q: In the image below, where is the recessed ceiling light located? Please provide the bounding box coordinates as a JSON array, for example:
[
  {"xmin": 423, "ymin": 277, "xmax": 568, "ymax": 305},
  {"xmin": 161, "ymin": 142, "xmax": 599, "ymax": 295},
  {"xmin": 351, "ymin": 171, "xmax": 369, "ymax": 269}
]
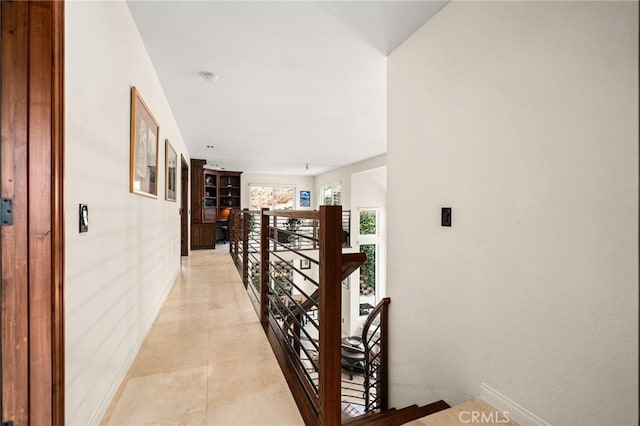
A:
[{"xmin": 198, "ymin": 71, "xmax": 219, "ymax": 83}]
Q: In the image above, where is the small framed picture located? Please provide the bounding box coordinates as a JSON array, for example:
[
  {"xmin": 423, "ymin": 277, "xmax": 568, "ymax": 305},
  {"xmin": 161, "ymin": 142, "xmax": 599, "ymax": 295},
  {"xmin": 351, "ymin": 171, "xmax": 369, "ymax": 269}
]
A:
[
  {"xmin": 165, "ymin": 139, "xmax": 177, "ymax": 202},
  {"xmin": 299, "ymin": 190, "xmax": 311, "ymax": 207},
  {"xmin": 300, "ymin": 258, "xmax": 311, "ymax": 270}
]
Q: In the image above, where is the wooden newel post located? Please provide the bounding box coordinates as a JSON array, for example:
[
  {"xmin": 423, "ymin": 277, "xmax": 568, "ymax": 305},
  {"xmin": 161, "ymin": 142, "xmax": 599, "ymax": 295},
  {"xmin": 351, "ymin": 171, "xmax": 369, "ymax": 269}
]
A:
[
  {"xmin": 259, "ymin": 207, "xmax": 270, "ymax": 325},
  {"xmin": 233, "ymin": 208, "xmax": 240, "ymax": 260},
  {"xmin": 380, "ymin": 298, "xmax": 390, "ymax": 410},
  {"xmin": 318, "ymin": 205, "xmax": 342, "ymax": 425},
  {"xmin": 242, "ymin": 209, "xmax": 250, "ymax": 288}
]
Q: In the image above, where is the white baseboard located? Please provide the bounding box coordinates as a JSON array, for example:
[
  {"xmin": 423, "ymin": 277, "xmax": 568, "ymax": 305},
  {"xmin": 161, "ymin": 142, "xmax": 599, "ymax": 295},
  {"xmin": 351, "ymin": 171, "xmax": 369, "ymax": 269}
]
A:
[
  {"xmin": 479, "ymin": 383, "xmax": 551, "ymax": 426},
  {"xmin": 88, "ymin": 267, "xmax": 180, "ymax": 425}
]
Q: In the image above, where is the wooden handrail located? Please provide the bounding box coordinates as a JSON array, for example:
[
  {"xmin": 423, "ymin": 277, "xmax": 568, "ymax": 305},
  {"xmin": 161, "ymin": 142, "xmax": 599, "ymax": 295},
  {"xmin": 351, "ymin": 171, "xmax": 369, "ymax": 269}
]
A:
[
  {"xmin": 232, "ymin": 206, "xmax": 364, "ymax": 425},
  {"xmin": 341, "ymin": 253, "xmax": 367, "ymax": 281},
  {"xmin": 242, "ymin": 208, "xmax": 249, "ymax": 288},
  {"xmin": 263, "ymin": 210, "xmax": 319, "ymax": 220},
  {"xmin": 361, "ymin": 297, "xmax": 390, "ymax": 340},
  {"xmin": 287, "ymin": 253, "xmax": 366, "ymax": 319}
]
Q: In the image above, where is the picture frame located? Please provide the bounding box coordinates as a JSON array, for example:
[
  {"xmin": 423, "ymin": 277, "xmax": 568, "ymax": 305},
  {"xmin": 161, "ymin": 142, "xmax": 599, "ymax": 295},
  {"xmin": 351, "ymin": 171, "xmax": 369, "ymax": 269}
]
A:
[
  {"xmin": 165, "ymin": 139, "xmax": 177, "ymax": 202},
  {"xmin": 130, "ymin": 86, "xmax": 160, "ymax": 198},
  {"xmin": 299, "ymin": 190, "xmax": 311, "ymax": 207},
  {"xmin": 300, "ymin": 258, "xmax": 311, "ymax": 270}
]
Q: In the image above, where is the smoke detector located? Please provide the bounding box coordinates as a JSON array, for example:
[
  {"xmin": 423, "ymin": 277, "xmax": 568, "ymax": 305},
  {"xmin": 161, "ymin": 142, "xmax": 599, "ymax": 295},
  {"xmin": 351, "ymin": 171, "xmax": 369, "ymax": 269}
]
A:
[{"xmin": 198, "ymin": 71, "xmax": 219, "ymax": 83}]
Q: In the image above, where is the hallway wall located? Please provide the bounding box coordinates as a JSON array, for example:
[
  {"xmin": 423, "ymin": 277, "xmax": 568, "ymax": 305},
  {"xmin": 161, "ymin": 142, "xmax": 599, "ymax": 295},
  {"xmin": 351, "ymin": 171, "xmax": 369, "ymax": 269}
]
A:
[
  {"xmin": 65, "ymin": 2, "xmax": 190, "ymax": 424},
  {"xmin": 387, "ymin": 1, "xmax": 638, "ymax": 425}
]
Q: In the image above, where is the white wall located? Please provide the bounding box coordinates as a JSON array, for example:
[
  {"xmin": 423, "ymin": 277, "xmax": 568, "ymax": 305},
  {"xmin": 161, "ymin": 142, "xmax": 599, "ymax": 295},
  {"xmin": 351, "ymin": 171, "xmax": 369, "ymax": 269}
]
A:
[
  {"xmin": 65, "ymin": 2, "xmax": 189, "ymax": 424},
  {"xmin": 314, "ymin": 154, "xmax": 386, "ymax": 209},
  {"xmin": 387, "ymin": 2, "xmax": 638, "ymax": 425},
  {"xmin": 241, "ymin": 172, "xmax": 314, "ymax": 210}
]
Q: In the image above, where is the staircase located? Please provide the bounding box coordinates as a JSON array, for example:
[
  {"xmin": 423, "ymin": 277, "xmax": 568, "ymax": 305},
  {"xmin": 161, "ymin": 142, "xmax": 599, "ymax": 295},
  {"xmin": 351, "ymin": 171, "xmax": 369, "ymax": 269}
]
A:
[{"xmin": 342, "ymin": 400, "xmax": 451, "ymax": 425}]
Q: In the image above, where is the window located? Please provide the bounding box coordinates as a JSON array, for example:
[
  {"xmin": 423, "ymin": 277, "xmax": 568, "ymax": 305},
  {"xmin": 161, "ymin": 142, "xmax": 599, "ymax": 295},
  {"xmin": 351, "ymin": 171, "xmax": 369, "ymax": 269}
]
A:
[
  {"xmin": 274, "ymin": 187, "xmax": 295, "ymax": 210},
  {"xmin": 359, "ymin": 209, "xmax": 377, "ymax": 236},
  {"xmin": 358, "ymin": 208, "xmax": 381, "ymax": 315},
  {"xmin": 322, "ymin": 183, "xmax": 341, "ymax": 205},
  {"xmin": 249, "ymin": 186, "xmax": 273, "ymax": 210},
  {"xmin": 250, "ymin": 185, "xmax": 295, "ymax": 210},
  {"xmin": 359, "ymin": 243, "xmax": 377, "ymax": 311}
]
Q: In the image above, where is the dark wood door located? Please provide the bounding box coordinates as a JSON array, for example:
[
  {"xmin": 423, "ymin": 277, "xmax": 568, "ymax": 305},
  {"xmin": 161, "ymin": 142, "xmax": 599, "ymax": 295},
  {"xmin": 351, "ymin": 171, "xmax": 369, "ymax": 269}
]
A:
[
  {"xmin": 1, "ymin": 1, "xmax": 64, "ymax": 425},
  {"xmin": 180, "ymin": 155, "xmax": 189, "ymax": 256},
  {"xmin": 191, "ymin": 159, "xmax": 204, "ymax": 225}
]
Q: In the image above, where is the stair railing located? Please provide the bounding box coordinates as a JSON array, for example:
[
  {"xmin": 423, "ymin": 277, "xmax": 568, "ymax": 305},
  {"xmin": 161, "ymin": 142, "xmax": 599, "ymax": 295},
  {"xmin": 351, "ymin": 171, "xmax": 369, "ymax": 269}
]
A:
[
  {"xmin": 228, "ymin": 206, "xmax": 366, "ymax": 425},
  {"xmin": 362, "ymin": 297, "xmax": 390, "ymax": 412},
  {"xmin": 264, "ymin": 207, "xmax": 350, "ymax": 425}
]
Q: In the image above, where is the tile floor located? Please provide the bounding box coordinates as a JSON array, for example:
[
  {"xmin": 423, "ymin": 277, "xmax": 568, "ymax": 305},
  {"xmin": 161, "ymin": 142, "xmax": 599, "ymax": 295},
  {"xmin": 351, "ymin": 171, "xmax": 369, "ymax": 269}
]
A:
[{"xmin": 101, "ymin": 248, "xmax": 304, "ymax": 426}]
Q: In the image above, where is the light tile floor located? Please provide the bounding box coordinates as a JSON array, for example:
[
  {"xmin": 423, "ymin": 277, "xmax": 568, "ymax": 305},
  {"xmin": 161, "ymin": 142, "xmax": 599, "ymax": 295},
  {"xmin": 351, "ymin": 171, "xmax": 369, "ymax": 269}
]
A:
[{"xmin": 101, "ymin": 248, "xmax": 304, "ymax": 426}]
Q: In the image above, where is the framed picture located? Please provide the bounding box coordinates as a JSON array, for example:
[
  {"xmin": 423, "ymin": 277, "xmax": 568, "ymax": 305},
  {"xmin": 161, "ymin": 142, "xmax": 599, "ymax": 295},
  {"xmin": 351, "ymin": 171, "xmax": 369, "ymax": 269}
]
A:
[
  {"xmin": 130, "ymin": 86, "xmax": 160, "ymax": 197},
  {"xmin": 165, "ymin": 139, "xmax": 177, "ymax": 202},
  {"xmin": 300, "ymin": 258, "xmax": 311, "ymax": 270},
  {"xmin": 299, "ymin": 190, "xmax": 311, "ymax": 207}
]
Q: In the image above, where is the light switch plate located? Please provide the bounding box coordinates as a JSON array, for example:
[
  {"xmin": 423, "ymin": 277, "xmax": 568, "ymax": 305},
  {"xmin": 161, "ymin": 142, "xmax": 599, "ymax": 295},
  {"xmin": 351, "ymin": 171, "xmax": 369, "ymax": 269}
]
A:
[
  {"xmin": 79, "ymin": 204, "xmax": 88, "ymax": 233},
  {"xmin": 441, "ymin": 207, "xmax": 452, "ymax": 227}
]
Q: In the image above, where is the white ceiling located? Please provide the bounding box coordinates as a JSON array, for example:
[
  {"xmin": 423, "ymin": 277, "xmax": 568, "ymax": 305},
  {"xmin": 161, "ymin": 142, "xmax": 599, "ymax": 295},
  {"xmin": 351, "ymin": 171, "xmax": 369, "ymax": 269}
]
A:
[{"xmin": 127, "ymin": 1, "xmax": 447, "ymax": 175}]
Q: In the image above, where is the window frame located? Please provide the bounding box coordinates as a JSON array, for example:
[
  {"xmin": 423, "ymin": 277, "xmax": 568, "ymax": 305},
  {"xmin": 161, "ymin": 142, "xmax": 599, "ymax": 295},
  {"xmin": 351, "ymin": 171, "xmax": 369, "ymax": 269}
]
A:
[{"xmin": 321, "ymin": 182, "xmax": 342, "ymax": 206}]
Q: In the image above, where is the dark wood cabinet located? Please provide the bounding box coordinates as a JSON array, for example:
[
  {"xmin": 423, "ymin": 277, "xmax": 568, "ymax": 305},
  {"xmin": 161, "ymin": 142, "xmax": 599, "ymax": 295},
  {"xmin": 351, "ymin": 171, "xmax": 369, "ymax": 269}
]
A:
[
  {"xmin": 191, "ymin": 159, "xmax": 205, "ymax": 225},
  {"xmin": 203, "ymin": 170, "xmax": 217, "ymax": 223},
  {"xmin": 190, "ymin": 159, "xmax": 215, "ymax": 249},
  {"xmin": 217, "ymin": 171, "xmax": 242, "ymax": 221},
  {"xmin": 190, "ymin": 160, "xmax": 242, "ymax": 249},
  {"xmin": 191, "ymin": 223, "xmax": 216, "ymax": 250}
]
